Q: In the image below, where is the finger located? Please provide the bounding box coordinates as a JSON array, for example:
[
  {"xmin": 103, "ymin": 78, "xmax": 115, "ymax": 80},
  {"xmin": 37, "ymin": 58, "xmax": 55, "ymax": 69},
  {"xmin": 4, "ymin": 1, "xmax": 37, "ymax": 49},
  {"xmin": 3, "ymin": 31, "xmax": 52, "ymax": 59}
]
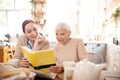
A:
[
  {"xmin": 22, "ymin": 62, "xmax": 30, "ymax": 67},
  {"xmin": 21, "ymin": 57, "xmax": 28, "ymax": 60}
]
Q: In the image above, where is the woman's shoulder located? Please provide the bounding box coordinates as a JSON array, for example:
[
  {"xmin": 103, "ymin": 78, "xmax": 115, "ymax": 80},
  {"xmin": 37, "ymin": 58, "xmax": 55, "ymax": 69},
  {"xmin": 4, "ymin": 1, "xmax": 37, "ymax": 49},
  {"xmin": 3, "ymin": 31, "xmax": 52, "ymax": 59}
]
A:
[
  {"xmin": 17, "ymin": 35, "xmax": 27, "ymax": 43},
  {"xmin": 71, "ymin": 38, "xmax": 83, "ymax": 42},
  {"xmin": 18, "ymin": 35, "xmax": 27, "ymax": 40}
]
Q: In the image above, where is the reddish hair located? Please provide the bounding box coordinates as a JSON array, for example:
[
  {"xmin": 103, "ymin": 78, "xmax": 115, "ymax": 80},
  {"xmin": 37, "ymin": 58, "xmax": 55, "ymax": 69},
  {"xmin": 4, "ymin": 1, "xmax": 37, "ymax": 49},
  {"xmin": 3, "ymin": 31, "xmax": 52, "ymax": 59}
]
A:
[{"xmin": 22, "ymin": 20, "xmax": 35, "ymax": 33}]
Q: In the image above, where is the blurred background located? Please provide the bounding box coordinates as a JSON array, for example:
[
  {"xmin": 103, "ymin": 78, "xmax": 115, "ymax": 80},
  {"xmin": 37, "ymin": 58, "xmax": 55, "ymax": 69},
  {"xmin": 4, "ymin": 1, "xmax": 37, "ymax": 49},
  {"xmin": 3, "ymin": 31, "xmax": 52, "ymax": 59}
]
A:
[{"xmin": 0, "ymin": 0, "xmax": 119, "ymax": 43}]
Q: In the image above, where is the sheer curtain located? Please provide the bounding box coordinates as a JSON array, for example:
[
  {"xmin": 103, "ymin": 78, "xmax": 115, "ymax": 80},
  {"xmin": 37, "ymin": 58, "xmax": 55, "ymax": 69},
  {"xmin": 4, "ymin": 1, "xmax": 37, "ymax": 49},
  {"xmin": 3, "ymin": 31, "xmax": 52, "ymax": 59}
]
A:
[
  {"xmin": 0, "ymin": 0, "xmax": 31, "ymax": 42},
  {"xmin": 44, "ymin": 0, "xmax": 105, "ymax": 42}
]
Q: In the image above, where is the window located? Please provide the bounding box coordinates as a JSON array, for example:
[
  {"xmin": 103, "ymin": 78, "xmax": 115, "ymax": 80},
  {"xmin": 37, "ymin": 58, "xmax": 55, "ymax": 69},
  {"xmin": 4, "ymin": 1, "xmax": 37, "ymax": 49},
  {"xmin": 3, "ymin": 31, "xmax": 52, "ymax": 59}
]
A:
[
  {"xmin": 0, "ymin": 0, "xmax": 31, "ymax": 39},
  {"xmin": 45, "ymin": 0, "xmax": 105, "ymax": 42}
]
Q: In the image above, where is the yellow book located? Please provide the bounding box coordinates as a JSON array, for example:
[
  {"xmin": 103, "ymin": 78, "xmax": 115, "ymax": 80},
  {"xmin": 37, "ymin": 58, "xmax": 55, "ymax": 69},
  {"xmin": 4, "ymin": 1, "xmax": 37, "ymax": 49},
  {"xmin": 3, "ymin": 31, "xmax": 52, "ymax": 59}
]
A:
[{"xmin": 21, "ymin": 46, "xmax": 56, "ymax": 73}]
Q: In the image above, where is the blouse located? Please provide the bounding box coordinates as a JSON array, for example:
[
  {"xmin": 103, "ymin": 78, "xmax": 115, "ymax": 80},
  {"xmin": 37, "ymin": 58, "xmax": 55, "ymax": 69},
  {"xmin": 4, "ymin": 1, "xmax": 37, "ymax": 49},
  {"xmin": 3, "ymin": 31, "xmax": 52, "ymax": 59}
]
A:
[
  {"xmin": 14, "ymin": 36, "xmax": 50, "ymax": 59},
  {"xmin": 54, "ymin": 38, "xmax": 87, "ymax": 65}
]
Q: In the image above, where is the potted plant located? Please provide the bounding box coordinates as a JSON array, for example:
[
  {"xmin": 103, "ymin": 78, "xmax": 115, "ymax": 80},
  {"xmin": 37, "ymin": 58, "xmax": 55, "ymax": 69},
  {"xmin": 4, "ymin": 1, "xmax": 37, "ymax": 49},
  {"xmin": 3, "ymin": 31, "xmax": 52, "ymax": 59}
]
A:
[{"xmin": 111, "ymin": 7, "xmax": 120, "ymax": 45}]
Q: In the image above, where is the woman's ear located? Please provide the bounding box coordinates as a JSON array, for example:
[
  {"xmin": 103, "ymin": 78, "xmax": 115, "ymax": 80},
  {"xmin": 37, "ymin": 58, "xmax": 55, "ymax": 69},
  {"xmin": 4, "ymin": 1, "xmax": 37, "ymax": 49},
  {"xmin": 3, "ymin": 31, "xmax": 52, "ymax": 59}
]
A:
[{"xmin": 68, "ymin": 31, "xmax": 71, "ymax": 36}]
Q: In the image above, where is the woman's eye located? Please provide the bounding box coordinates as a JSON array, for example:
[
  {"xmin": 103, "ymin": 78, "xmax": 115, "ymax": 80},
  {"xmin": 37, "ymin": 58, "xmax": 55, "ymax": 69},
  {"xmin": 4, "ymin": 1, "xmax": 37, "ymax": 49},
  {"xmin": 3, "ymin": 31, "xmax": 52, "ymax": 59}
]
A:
[{"xmin": 27, "ymin": 30, "xmax": 31, "ymax": 33}]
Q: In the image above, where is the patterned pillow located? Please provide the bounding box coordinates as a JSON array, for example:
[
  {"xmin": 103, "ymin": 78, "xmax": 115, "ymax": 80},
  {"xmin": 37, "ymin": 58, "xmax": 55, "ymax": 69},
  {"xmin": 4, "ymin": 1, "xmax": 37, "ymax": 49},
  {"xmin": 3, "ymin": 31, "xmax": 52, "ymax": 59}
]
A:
[{"xmin": 106, "ymin": 45, "xmax": 120, "ymax": 71}]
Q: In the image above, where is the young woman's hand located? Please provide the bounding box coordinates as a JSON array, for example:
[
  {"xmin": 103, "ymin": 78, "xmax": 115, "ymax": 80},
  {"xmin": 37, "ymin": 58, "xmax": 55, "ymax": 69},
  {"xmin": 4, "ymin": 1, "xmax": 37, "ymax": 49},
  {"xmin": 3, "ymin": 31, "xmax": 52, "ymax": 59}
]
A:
[
  {"xmin": 18, "ymin": 57, "xmax": 30, "ymax": 68},
  {"xmin": 49, "ymin": 65, "xmax": 64, "ymax": 73},
  {"xmin": 36, "ymin": 36, "xmax": 46, "ymax": 43},
  {"xmin": 33, "ymin": 36, "xmax": 46, "ymax": 51}
]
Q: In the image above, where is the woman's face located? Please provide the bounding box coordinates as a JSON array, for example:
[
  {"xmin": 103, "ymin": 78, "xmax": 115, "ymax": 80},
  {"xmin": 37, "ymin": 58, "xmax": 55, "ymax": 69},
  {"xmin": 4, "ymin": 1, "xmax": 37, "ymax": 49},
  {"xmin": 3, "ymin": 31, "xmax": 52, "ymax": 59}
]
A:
[
  {"xmin": 56, "ymin": 29, "xmax": 70, "ymax": 44},
  {"xmin": 24, "ymin": 23, "xmax": 38, "ymax": 41}
]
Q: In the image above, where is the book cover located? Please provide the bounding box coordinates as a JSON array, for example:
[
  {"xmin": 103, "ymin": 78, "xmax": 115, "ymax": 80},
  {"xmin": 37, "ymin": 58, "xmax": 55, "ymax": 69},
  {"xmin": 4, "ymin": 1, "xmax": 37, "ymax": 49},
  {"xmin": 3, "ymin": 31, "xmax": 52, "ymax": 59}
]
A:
[{"xmin": 21, "ymin": 46, "xmax": 56, "ymax": 73}]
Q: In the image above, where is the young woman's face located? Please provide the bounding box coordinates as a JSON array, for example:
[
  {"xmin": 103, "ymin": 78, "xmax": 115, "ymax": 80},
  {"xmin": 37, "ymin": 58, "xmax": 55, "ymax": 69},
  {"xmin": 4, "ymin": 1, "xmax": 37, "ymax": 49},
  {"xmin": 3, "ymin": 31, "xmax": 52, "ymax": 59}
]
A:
[
  {"xmin": 24, "ymin": 23, "xmax": 38, "ymax": 41},
  {"xmin": 56, "ymin": 29, "xmax": 70, "ymax": 44}
]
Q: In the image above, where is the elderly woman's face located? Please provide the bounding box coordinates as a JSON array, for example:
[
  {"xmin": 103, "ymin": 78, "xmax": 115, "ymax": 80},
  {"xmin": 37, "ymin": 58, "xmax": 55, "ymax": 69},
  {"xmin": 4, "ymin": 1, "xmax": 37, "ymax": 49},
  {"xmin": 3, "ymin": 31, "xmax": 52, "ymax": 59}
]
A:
[
  {"xmin": 24, "ymin": 23, "xmax": 38, "ymax": 41},
  {"xmin": 56, "ymin": 29, "xmax": 70, "ymax": 44}
]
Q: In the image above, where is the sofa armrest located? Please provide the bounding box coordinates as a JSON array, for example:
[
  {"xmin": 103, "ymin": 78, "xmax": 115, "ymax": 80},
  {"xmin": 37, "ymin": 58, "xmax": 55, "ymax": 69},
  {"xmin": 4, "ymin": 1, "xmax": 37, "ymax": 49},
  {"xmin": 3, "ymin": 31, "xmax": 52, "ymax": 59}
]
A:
[{"xmin": 99, "ymin": 70, "xmax": 120, "ymax": 80}]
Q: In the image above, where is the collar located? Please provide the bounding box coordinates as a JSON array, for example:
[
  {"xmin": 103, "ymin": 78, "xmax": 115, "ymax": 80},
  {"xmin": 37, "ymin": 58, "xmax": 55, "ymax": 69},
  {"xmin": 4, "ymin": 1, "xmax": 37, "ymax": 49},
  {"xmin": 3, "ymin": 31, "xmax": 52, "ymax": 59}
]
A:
[{"xmin": 27, "ymin": 39, "xmax": 33, "ymax": 49}]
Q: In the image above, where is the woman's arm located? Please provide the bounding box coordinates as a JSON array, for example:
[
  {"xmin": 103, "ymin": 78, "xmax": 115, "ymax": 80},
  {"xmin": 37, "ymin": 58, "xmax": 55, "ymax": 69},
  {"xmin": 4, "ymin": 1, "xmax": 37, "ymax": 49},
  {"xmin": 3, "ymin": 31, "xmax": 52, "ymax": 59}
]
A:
[
  {"xmin": 77, "ymin": 39, "xmax": 88, "ymax": 60},
  {"xmin": 14, "ymin": 36, "xmax": 27, "ymax": 59},
  {"xmin": 11, "ymin": 36, "xmax": 30, "ymax": 67},
  {"xmin": 33, "ymin": 36, "xmax": 50, "ymax": 51}
]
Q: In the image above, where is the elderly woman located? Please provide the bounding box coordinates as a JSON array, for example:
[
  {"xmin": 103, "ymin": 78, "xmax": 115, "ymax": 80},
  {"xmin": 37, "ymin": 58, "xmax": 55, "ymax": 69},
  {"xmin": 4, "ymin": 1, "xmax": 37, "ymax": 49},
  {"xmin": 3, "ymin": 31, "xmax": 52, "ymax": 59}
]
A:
[
  {"xmin": 8, "ymin": 20, "xmax": 50, "ymax": 67},
  {"xmin": 49, "ymin": 22, "xmax": 87, "ymax": 79}
]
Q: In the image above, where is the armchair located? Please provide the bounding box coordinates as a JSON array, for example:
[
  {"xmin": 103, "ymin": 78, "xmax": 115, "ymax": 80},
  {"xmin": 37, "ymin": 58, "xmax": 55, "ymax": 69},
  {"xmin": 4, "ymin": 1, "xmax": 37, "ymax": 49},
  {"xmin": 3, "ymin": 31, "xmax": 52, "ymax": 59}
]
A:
[{"xmin": 99, "ymin": 44, "xmax": 120, "ymax": 80}]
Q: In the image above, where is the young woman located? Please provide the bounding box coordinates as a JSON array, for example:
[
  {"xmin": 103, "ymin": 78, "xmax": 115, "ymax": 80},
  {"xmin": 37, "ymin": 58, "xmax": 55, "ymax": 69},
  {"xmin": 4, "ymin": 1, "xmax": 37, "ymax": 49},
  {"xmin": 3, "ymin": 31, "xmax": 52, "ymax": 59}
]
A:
[{"xmin": 9, "ymin": 20, "xmax": 50, "ymax": 67}]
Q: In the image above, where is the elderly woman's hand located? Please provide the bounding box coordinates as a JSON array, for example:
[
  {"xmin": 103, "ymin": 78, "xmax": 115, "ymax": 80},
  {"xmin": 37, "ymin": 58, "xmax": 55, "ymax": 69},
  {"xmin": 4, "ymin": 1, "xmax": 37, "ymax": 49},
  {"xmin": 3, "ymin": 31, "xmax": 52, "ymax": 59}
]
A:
[
  {"xmin": 18, "ymin": 58, "xmax": 30, "ymax": 68},
  {"xmin": 49, "ymin": 65, "xmax": 64, "ymax": 73}
]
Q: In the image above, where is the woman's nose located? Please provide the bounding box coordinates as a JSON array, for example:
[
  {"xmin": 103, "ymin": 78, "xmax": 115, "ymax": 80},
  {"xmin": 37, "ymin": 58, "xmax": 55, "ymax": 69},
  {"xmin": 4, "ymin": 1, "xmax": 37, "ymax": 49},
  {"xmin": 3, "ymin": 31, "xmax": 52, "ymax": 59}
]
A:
[
  {"xmin": 57, "ymin": 35, "xmax": 61, "ymax": 39},
  {"xmin": 32, "ymin": 31, "xmax": 38, "ymax": 36}
]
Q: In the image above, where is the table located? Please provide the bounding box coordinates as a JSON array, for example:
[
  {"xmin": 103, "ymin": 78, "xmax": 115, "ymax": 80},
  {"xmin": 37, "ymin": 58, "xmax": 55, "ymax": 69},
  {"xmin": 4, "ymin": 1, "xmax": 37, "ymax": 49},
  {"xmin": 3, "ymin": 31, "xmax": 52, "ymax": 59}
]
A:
[{"xmin": 0, "ymin": 45, "xmax": 15, "ymax": 63}]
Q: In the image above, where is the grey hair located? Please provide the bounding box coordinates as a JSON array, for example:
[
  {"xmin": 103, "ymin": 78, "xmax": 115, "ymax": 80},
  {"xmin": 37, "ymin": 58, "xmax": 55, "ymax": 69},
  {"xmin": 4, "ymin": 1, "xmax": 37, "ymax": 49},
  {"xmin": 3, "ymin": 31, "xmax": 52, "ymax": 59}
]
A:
[{"xmin": 55, "ymin": 22, "xmax": 71, "ymax": 32}]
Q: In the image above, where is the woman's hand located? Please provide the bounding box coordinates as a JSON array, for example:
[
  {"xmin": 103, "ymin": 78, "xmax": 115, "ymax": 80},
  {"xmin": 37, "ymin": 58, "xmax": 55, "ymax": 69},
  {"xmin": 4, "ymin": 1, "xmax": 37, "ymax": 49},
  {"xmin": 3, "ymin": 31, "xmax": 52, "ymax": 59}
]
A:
[
  {"xmin": 35, "ymin": 36, "xmax": 46, "ymax": 44},
  {"xmin": 49, "ymin": 65, "xmax": 64, "ymax": 73},
  {"xmin": 18, "ymin": 57, "xmax": 30, "ymax": 68},
  {"xmin": 33, "ymin": 36, "xmax": 46, "ymax": 51}
]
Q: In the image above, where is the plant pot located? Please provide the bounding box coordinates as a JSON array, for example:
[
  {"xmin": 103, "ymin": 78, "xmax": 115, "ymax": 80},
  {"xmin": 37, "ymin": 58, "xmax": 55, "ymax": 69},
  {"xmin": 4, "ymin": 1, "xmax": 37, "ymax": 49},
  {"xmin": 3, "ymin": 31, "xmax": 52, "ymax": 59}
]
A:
[{"xmin": 113, "ymin": 38, "xmax": 119, "ymax": 45}]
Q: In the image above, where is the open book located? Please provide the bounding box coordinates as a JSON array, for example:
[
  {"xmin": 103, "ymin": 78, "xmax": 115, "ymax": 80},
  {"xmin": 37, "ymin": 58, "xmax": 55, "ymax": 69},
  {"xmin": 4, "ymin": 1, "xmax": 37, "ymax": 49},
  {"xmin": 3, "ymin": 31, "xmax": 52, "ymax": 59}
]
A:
[{"xmin": 21, "ymin": 46, "xmax": 56, "ymax": 73}]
